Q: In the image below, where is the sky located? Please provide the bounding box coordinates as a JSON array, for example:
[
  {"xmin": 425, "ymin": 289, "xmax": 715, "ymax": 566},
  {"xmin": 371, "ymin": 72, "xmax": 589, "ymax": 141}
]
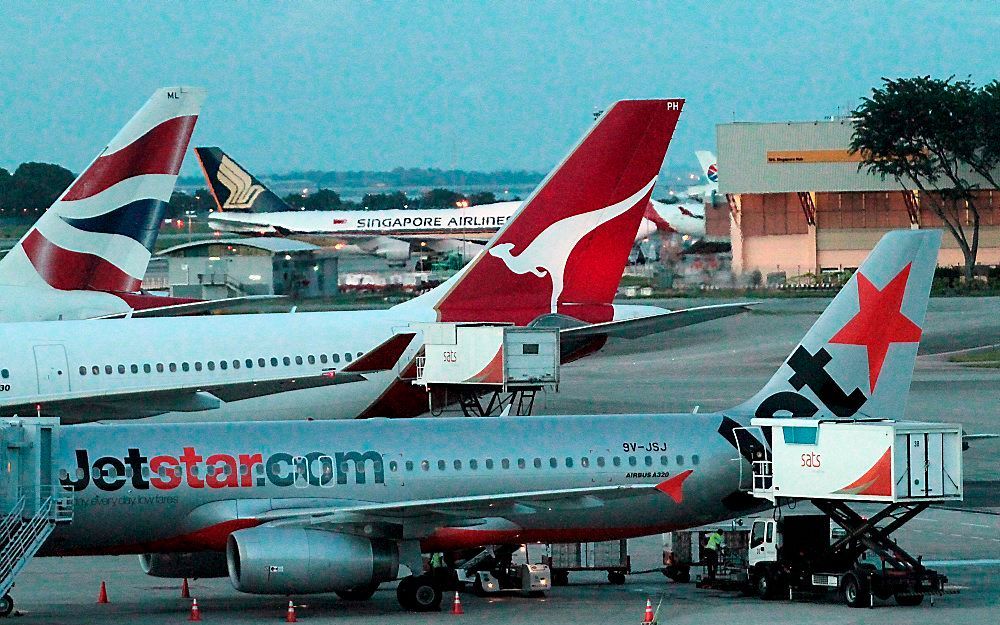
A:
[{"xmin": 0, "ymin": 1, "xmax": 998, "ymax": 179}]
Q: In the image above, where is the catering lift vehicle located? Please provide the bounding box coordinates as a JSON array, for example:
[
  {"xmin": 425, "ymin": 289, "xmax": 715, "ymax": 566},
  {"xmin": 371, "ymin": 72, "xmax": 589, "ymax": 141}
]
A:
[{"xmin": 0, "ymin": 229, "xmax": 966, "ymax": 615}]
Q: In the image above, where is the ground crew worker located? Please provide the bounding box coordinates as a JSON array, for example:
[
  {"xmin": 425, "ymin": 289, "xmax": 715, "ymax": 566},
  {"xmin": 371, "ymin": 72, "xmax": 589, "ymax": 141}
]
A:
[
  {"xmin": 430, "ymin": 552, "xmax": 446, "ymax": 569},
  {"xmin": 705, "ymin": 529, "xmax": 725, "ymax": 579}
]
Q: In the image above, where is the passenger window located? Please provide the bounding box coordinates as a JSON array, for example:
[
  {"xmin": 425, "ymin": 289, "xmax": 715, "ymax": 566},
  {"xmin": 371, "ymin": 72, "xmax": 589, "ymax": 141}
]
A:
[
  {"xmin": 485, "ymin": 459, "xmax": 494, "ymax": 469},
  {"xmin": 645, "ymin": 456, "xmax": 653, "ymax": 467},
  {"xmin": 169, "ymin": 363, "xmax": 177, "ymax": 372},
  {"xmin": 271, "ymin": 357, "xmax": 279, "ymax": 367},
  {"xmin": 389, "ymin": 461, "xmax": 398, "ymax": 472},
  {"xmin": 437, "ymin": 460, "xmax": 446, "ymax": 471},
  {"xmin": 283, "ymin": 357, "xmax": 291, "ymax": 366},
  {"xmin": 469, "ymin": 459, "xmax": 478, "ymax": 470},
  {"xmin": 549, "ymin": 458, "xmax": 557, "ymax": 468},
  {"xmin": 308, "ymin": 355, "xmax": 316, "ymax": 365},
  {"xmin": 517, "ymin": 458, "xmax": 526, "ymax": 469},
  {"xmin": 692, "ymin": 455, "xmax": 700, "ymax": 466},
  {"xmin": 320, "ymin": 354, "xmax": 328, "ymax": 364},
  {"xmin": 750, "ymin": 522, "xmax": 765, "ymax": 548},
  {"xmin": 660, "ymin": 455, "xmax": 669, "ymax": 466},
  {"xmin": 533, "ymin": 458, "xmax": 542, "ymax": 468},
  {"xmin": 258, "ymin": 358, "xmax": 266, "ymax": 368},
  {"xmin": 332, "ymin": 354, "xmax": 340, "ymax": 363},
  {"xmin": 220, "ymin": 361, "xmax": 228, "ymax": 370},
  {"xmin": 180, "ymin": 362, "xmax": 189, "ymax": 372},
  {"xmin": 597, "ymin": 457, "xmax": 605, "ymax": 467},
  {"xmin": 117, "ymin": 365, "xmax": 125, "ymax": 374},
  {"xmin": 232, "ymin": 360, "xmax": 240, "ymax": 370},
  {"xmin": 581, "ymin": 457, "xmax": 590, "ymax": 468},
  {"xmin": 79, "ymin": 366, "xmax": 86, "ymax": 376},
  {"xmin": 356, "ymin": 352, "xmax": 363, "ymax": 358},
  {"xmin": 454, "ymin": 460, "xmax": 462, "ymax": 470},
  {"xmin": 405, "ymin": 461, "xmax": 414, "ymax": 471},
  {"xmin": 292, "ymin": 456, "xmax": 309, "ymax": 488},
  {"xmin": 628, "ymin": 456, "xmax": 637, "ymax": 467},
  {"xmin": 295, "ymin": 356, "xmax": 303, "ymax": 365},
  {"xmin": 92, "ymin": 365, "xmax": 100, "ymax": 375},
  {"xmin": 345, "ymin": 353, "xmax": 353, "ymax": 362},
  {"xmin": 613, "ymin": 457, "xmax": 621, "ymax": 467},
  {"xmin": 156, "ymin": 364, "xmax": 164, "ymax": 373},
  {"xmin": 501, "ymin": 459, "xmax": 510, "ymax": 469},
  {"xmin": 143, "ymin": 364, "xmax": 151, "ymax": 373},
  {"xmin": 207, "ymin": 362, "xmax": 215, "ymax": 371},
  {"xmin": 565, "ymin": 457, "xmax": 574, "ymax": 468},
  {"xmin": 421, "ymin": 460, "xmax": 429, "ymax": 471},
  {"xmin": 0, "ymin": 369, "xmax": 7, "ymax": 379},
  {"xmin": 105, "ymin": 365, "xmax": 112, "ymax": 375},
  {"xmin": 676, "ymin": 455, "xmax": 684, "ymax": 466},
  {"xmin": 194, "ymin": 362, "xmax": 202, "ymax": 372}
]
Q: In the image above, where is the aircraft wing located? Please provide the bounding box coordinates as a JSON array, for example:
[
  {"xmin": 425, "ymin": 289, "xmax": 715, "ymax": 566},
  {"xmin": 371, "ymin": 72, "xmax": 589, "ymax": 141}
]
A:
[
  {"xmin": 13, "ymin": 333, "xmax": 417, "ymax": 424},
  {"xmin": 559, "ymin": 302, "xmax": 757, "ymax": 341},
  {"xmin": 95, "ymin": 295, "xmax": 287, "ymax": 319},
  {"xmin": 259, "ymin": 473, "xmax": 691, "ymax": 528}
]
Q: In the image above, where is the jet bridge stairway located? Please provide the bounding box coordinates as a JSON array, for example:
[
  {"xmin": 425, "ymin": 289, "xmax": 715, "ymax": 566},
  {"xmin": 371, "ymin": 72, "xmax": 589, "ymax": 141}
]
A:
[{"xmin": 0, "ymin": 418, "xmax": 70, "ymax": 617}]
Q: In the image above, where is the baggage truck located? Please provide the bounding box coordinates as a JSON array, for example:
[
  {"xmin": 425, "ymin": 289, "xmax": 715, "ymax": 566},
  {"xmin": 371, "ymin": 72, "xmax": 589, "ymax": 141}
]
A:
[{"xmin": 544, "ymin": 540, "xmax": 630, "ymax": 585}]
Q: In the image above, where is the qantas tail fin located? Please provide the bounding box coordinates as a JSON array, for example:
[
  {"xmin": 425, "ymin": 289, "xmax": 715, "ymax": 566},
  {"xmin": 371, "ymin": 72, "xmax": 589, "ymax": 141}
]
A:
[
  {"xmin": 695, "ymin": 150, "xmax": 718, "ymax": 187},
  {"xmin": 409, "ymin": 99, "xmax": 684, "ymax": 326},
  {"xmin": 0, "ymin": 87, "xmax": 205, "ymax": 293},
  {"xmin": 195, "ymin": 147, "xmax": 290, "ymax": 214},
  {"xmin": 733, "ymin": 229, "xmax": 941, "ymax": 421}
]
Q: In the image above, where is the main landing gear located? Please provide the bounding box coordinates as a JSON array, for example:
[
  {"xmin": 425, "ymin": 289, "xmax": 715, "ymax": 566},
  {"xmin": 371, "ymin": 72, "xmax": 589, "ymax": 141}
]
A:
[
  {"xmin": 396, "ymin": 574, "xmax": 443, "ymax": 611},
  {"xmin": 0, "ymin": 593, "xmax": 13, "ymax": 617}
]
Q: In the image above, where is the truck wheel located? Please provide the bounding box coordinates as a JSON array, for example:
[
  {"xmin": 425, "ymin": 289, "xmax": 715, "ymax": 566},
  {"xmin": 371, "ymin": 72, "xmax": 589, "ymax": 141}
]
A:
[
  {"xmin": 0, "ymin": 594, "xmax": 12, "ymax": 617},
  {"xmin": 396, "ymin": 575, "xmax": 442, "ymax": 612},
  {"xmin": 841, "ymin": 573, "xmax": 870, "ymax": 608},
  {"xmin": 608, "ymin": 571, "xmax": 627, "ymax": 585},
  {"xmin": 895, "ymin": 593, "xmax": 924, "ymax": 606},
  {"xmin": 756, "ymin": 569, "xmax": 778, "ymax": 600},
  {"xmin": 664, "ymin": 565, "xmax": 690, "ymax": 583}
]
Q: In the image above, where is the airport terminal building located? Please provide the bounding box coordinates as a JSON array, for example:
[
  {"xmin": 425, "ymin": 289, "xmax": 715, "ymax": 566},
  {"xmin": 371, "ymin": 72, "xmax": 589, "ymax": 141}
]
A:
[{"xmin": 713, "ymin": 119, "xmax": 1000, "ymax": 279}]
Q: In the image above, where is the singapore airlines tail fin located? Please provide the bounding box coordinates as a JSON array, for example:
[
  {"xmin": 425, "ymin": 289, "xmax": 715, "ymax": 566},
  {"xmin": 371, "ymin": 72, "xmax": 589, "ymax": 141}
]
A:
[
  {"xmin": 0, "ymin": 87, "xmax": 205, "ymax": 293},
  {"xmin": 733, "ymin": 229, "xmax": 941, "ymax": 421},
  {"xmin": 407, "ymin": 99, "xmax": 684, "ymax": 326},
  {"xmin": 195, "ymin": 147, "xmax": 291, "ymax": 214}
]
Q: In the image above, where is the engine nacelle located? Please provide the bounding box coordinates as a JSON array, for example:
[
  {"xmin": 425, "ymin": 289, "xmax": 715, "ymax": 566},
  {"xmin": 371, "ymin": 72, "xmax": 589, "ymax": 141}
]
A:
[
  {"xmin": 140, "ymin": 552, "xmax": 229, "ymax": 578},
  {"xmin": 226, "ymin": 527, "xmax": 398, "ymax": 594}
]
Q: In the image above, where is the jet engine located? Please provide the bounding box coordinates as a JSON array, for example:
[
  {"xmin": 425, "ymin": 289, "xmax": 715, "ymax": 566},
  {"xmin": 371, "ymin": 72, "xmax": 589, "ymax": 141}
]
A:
[
  {"xmin": 140, "ymin": 552, "xmax": 229, "ymax": 578},
  {"xmin": 226, "ymin": 527, "xmax": 399, "ymax": 594}
]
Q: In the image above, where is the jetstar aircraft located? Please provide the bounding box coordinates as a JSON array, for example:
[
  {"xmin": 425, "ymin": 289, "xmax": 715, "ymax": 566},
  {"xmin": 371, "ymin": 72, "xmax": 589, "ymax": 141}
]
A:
[
  {"xmin": 196, "ymin": 147, "xmax": 709, "ymax": 262},
  {"xmin": 39, "ymin": 229, "xmax": 941, "ymax": 612},
  {"xmin": 0, "ymin": 87, "xmax": 207, "ymax": 321},
  {"xmin": 0, "ymin": 99, "xmax": 750, "ymax": 424}
]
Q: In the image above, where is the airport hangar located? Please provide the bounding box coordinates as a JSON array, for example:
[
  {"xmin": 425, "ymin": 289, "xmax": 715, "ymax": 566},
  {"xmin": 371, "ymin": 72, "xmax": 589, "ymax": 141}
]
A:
[
  {"xmin": 704, "ymin": 118, "xmax": 1000, "ymax": 279},
  {"xmin": 152, "ymin": 237, "xmax": 339, "ymax": 299}
]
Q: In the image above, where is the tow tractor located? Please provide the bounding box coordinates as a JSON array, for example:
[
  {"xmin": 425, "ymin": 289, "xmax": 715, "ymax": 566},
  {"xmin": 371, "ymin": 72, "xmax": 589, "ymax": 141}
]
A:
[
  {"xmin": 732, "ymin": 417, "xmax": 963, "ymax": 607},
  {"xmin": 454, "ymin": 545, "xmax": 551, "ymax": 597}
]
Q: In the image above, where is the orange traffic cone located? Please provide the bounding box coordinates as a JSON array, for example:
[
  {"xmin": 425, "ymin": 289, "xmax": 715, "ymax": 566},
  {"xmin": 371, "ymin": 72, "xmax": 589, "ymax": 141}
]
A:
[
  {"xmin": 97, "ymin": 581, "xmax": 109, "ymax": 604},
  {"xmin": 451, "ymin": 590, "xmax": 464, "ymax": 615},
  {"xmin": 181, "ymin": 577, "xmax": 191, "ymax": 599},
  {"xmin": 285, "ymin": 600, "xmax": 297, "ymax": 622},
  {"xmin": 188, "ymin": 598, "xmax": 202, "ymax": 622},
  {"xmin": 642, "ymin": 597, "xmax": 655, "ymax": 624}
]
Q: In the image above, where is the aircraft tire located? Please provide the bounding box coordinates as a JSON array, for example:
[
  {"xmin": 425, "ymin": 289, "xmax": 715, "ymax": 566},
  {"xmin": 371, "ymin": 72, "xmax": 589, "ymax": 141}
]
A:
[
  {"xmin": 397, "ymin": 575, "xmax": 442, "ymax": 612},
  {"xmin": 0, "ymin": 594, "xmax": 12, "ymax": 617}
]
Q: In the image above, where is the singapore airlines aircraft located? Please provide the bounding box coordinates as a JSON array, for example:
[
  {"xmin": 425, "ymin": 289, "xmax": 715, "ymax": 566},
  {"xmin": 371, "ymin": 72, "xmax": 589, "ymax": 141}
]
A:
[
  {"xmin": 197, "ymin": 147, "xmax": 709, "ymax": 261},
  {"xmin": 0, "ymin": 88, "xmax": 207, "ymax": 322},
  {"xmin": 0, "ymin": 100, "xmax": 750, "ymax": 424},
  {"xmin": 43, "ymin": 229, "xmax": 941, "ymax": 611}
]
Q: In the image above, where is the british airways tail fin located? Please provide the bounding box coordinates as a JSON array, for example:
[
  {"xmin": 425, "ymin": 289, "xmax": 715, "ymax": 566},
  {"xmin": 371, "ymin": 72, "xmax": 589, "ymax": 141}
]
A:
[
  {"xmin": 194, "ymin": 147, "xmax": 290, "ymax": 214},
  {"xmin": 408, "ymin": 99, "xmax": 684, "ymax": 326},
  {"xmin": 0, "ymin": 87, "xmax": 205, "ymax": 293},
  {"xmin": 732, "ymin": 229, "xmax": 941, "ymax": 421},
  {"xmin": 695, "ymin": 150, "xmax": 718, "ymax": 187}
]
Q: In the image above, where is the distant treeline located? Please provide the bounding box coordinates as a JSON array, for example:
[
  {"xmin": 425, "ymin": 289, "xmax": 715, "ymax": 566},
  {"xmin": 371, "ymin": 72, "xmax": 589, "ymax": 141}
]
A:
[
  {"xmin": 178, "ymin": 166, "xmax": 544, "ymax": 188},
  {"xmin": 0, "ymin": 161, "xmax": 519, "ymax": 223}
]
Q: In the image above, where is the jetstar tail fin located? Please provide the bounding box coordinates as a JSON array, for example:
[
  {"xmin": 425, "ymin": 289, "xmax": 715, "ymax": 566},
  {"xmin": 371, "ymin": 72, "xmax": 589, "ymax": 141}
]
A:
[
  {"xmin": 405, "ymin": 99, "xmax": 684, "ymax": 326},
  {"xmin": 195, "ymin": 147, "xmax": 291, "ymax": 214},
  {"xmin": 732, "ymin": 229, "xmax": 941, "ymax": 421},
  {"xmin": 0, "ymin": 87, "xmax": 204, "ymax": 293}
]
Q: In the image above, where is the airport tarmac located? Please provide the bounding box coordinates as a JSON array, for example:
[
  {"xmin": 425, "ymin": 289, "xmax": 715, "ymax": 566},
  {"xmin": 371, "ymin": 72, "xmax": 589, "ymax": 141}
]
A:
[{"xmin": 10, "ymin": 295, "xmax": 1000, "ymax": 623}]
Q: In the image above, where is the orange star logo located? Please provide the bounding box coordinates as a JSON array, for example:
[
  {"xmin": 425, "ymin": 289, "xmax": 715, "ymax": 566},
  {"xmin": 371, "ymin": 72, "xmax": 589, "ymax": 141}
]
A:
[{"xmin": 829, "ymin": 263, "xmax": 922, "ymax": 392}]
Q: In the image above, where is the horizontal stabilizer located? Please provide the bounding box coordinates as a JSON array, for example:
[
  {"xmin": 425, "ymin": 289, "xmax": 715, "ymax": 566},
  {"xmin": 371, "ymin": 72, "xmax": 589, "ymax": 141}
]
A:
[
  {"xmin": 558, "ymin": 302, "xmax": 756, "ymax": 341},
  {"xmin": 95, "ymin": 295, "xmax": 288, "ymax": 319}
]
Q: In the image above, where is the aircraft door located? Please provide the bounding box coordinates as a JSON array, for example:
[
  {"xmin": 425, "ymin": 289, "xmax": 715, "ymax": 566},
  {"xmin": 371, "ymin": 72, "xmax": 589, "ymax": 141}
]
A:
[{"xmin": 33, "ymin": 344, "xmax": 70, "ymax": 396}]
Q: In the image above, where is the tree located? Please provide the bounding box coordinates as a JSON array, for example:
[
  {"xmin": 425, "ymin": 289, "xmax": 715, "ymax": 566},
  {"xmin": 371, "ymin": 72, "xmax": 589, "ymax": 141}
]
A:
[
  {"xmin": 422, "ymin": 188, "xmax": 467, "ymax": 209},
  {"xmin": 6, "ymin": 162, "xmax": 75, "ymax": 220},
  {"xmin": 467, "ymin": 191, "xmax": 497, "ymax": 205},
  {"xmin": 361, "ymin": 191, "xmax": 408, "ymax": 211},
  {"xmin": 850, "ymin": 76, "xmax": 998, "ymax": 281}
]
